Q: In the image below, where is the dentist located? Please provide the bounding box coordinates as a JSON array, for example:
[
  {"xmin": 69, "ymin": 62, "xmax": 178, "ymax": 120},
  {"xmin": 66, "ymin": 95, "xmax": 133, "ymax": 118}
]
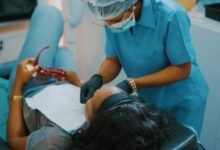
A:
[{"xmin": 80, "ymin": 0, "xmax": 208, "ymax": 136}]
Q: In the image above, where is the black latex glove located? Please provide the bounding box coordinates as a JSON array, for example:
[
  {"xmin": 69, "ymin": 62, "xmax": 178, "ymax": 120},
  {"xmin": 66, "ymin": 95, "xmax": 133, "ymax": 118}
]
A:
[
  {"xmin": 80, "ymin": 74, "xmax": 103, "ymax": 103},
  {"xmin": 116, "ymin": 80, "xmax": 133, "ymax": 94}
]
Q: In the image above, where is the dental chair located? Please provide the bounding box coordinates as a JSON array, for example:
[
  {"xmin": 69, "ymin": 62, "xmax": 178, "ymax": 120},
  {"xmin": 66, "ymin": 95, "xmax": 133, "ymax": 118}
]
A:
[{"xmin": 0, "ymin": 61, "xmax": 206, "ymax": 150}]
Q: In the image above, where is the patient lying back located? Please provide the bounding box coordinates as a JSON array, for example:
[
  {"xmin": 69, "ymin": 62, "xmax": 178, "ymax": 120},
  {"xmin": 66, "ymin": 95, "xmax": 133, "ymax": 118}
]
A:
[{"xmin": 7, "ymin": 58, "xmax": 171, "ymax": 150}]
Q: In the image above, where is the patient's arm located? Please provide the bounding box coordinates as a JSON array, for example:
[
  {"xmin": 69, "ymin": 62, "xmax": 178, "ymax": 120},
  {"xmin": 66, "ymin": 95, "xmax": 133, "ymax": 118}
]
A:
[
  {"xmin": 7, "ymin": 81, "xmax": 28, "ymax": 150},
  {"xmin": 7, "ymin": 58, "xmax": 39, "ymax": 150},
  {"xmin": 66, "ymin": 71, "xmax": 82, "ymax": 87}
]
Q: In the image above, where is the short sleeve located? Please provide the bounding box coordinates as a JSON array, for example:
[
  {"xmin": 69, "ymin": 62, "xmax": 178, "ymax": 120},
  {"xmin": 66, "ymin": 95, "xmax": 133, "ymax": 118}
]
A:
[
  {"xmin": 26, "ymin": 125, "xmax": 71, "ymax": 150},
  {"xmin": 165, "ymin": 9, "xmax": 194, "ymax": 65},
  {"xmin": 104, "ymin": 28, "xmax": 117, "ymax": 57}
]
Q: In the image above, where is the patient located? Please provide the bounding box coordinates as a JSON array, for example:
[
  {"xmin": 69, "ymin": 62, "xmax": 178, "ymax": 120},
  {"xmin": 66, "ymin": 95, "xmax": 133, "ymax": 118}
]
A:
[
  {"xmin": 8, "ymin": 59, "xmax": 171, "ymax": 150},
  {"xmin": 6, "ymin": 4, "xmax": 171, "ymax": 150}
]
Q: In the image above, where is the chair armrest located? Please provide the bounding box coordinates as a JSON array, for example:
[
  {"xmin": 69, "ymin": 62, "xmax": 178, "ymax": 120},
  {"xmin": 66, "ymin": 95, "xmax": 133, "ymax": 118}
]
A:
[
  {"xmin": 0, "ymin": 60, "xmax": 16, "ymax": 80},
  {"xmin": 161, "ymin": 120, "xmax": 198, "ymax": 150}
]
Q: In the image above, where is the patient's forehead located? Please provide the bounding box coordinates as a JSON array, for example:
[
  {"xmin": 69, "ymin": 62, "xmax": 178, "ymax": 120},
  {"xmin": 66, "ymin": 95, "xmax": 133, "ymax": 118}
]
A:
[
  {"xmin": 98, "ymin": 86, "xmax": 123, "ymax": 97},
  {"xmin": 85, "ymin": 86, "xmax": 124, "ymax": 123},
  {"xmin": 91, "ymin": 86, "xmax": 124, "ymax": 108}
]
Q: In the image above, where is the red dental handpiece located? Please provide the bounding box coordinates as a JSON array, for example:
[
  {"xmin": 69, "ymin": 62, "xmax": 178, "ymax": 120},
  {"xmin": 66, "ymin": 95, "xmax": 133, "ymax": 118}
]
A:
[
  {"xmin": 38, "ymin": 68, "xmax": 67, "ymax": 80},
  {"xmin": 33, "ymin": 46, "xmax": 67, "ymax": 80}
]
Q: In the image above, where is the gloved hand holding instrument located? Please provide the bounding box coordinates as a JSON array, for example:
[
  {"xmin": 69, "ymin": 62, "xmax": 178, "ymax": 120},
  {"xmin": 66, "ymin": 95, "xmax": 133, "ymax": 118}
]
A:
[{"xmin": 80, "ymin": 74, "xmax": 103, "ymax": 103}]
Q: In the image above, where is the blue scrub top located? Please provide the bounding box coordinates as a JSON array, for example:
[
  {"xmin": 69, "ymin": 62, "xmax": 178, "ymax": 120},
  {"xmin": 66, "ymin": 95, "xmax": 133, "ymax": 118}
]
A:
[{"xmin": 104, "ymin": 0, "xmax": 209, "ymax": 130}]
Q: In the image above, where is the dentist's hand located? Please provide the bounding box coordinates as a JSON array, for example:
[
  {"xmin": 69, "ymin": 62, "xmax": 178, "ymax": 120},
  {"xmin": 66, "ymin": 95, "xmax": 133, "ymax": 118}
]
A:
[
  {"xmin": 15, "ymin": 58, "xmax": 40, "ymax": 86},
  {"xmin": 116, "ymin": 80, "xmax": 133, "ymax": 94},
  {"xmin": 80, "ymin": 74, "xmax": 103, "ymax": 103}
]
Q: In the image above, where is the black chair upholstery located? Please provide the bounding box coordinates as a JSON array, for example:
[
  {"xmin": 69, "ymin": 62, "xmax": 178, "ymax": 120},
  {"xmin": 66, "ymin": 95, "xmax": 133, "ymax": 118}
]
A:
[
  {"xmin": 1, "ymin": 122, "xmax": 205, "ymax": 150},
  {"xmin": 161, "ymin": 120, "xmax": 200, "ymax": 150},
  {"xmin": 198, "ymin": 143, "xmax": 206, "ymax": 150}
]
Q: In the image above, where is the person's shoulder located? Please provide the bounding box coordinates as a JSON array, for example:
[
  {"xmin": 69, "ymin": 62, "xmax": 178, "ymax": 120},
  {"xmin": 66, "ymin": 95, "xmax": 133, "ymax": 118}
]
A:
[{"xmin": 155, "ymin": 0, "xmax": 187, "ymax": 19}]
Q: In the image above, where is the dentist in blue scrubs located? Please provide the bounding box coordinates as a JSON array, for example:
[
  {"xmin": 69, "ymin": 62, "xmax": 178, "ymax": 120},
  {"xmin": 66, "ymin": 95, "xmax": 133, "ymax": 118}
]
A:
[{"xmin": 81, "ymin": 0, "xmax": 209, "ymax": 136}]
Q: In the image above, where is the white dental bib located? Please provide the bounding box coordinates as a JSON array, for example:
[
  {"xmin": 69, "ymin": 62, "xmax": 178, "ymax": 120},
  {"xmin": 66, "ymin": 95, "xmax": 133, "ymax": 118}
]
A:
[{"xmin": 26, "ymin": 83, "xmax": 86, "ymax": 133}]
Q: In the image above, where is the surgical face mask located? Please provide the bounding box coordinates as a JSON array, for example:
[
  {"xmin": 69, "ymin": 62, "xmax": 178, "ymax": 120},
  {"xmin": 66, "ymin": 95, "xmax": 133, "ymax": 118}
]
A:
[{"xmin": 108, "ymin": 9, "xmax": 136, "ymax": 33}]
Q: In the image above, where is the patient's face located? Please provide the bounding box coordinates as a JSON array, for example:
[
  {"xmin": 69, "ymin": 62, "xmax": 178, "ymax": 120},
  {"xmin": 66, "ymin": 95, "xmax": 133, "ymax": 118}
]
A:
[{"xmin": 85, "ymin": 87, "xmax": 122, "ymax": 123}]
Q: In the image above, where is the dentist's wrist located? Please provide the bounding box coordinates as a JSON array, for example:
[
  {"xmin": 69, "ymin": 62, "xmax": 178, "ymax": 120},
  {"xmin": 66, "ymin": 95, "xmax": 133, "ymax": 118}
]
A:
[{"xmin": 128, "ymin": 78, "xmax": 137, "ymax": 93}]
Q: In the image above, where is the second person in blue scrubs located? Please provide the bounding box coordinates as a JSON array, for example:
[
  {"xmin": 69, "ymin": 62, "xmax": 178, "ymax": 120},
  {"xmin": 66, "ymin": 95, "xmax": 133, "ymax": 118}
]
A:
[{"xmin": 81, "ymin": 0, "xmax": 209, "ymax": 136}]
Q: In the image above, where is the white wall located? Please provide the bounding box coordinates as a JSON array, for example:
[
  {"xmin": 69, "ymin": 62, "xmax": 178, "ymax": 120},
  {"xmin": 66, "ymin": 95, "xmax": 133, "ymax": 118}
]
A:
[
  {"xmin": 73, "ymin": 5, "xmax": 126, "ymax": 83},
  {"xmin": 74, "ymin": 6, "xmax": 105, "ymax": 80},
  {"xmin": 190, "ymin": 17, "xmax": 220, "ymax": 150}
]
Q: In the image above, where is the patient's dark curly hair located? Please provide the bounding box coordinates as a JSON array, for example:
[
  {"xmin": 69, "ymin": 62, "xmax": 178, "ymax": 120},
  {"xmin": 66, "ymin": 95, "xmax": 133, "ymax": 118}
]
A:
[{"xmin": 70, "ymin": 100, "xmax": 171, "ymax": 150}]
